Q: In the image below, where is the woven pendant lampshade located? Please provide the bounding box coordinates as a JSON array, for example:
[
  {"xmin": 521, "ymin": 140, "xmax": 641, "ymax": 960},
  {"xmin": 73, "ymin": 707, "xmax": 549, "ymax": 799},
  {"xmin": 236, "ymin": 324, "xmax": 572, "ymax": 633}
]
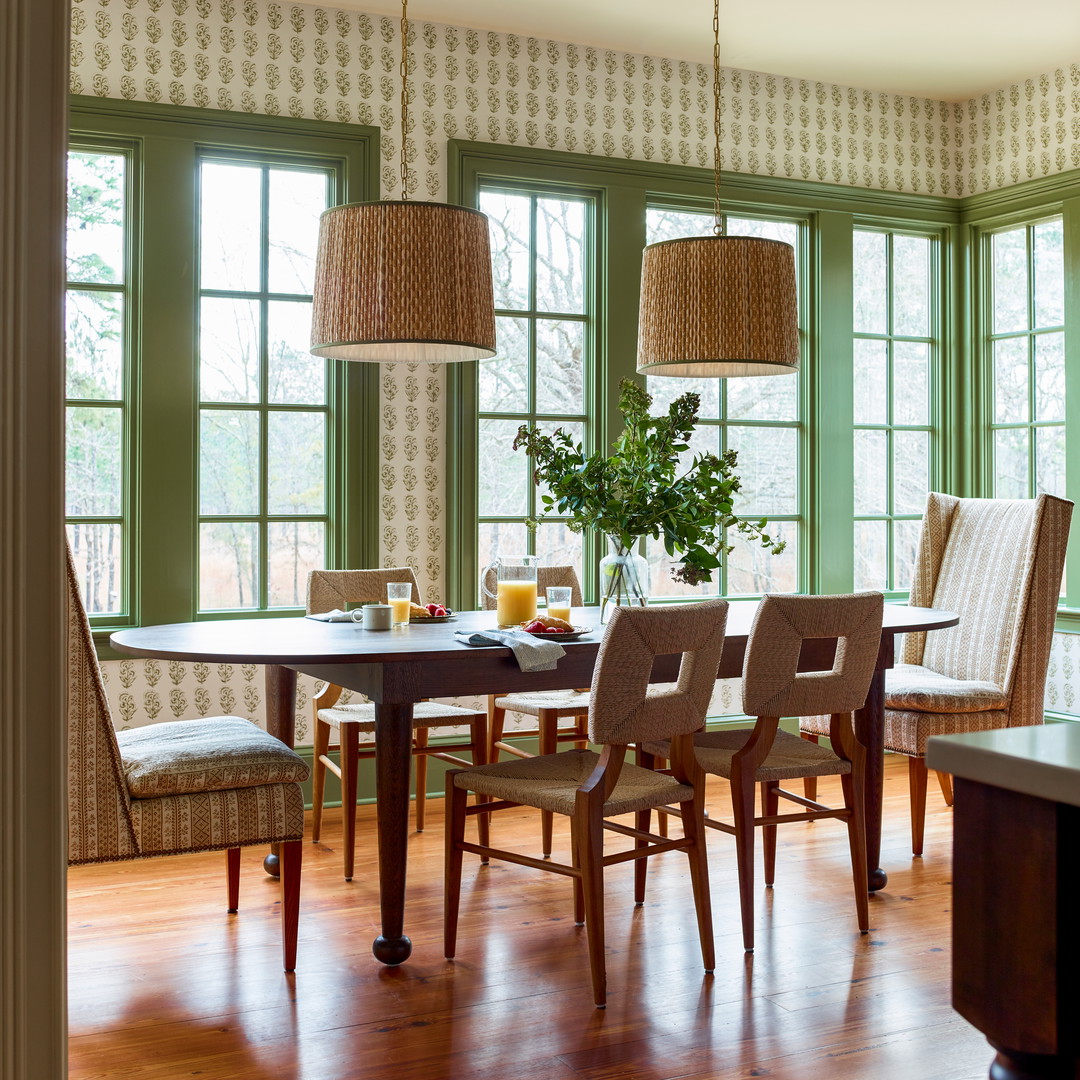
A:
[
  {"xmin": 636, "ymin": 234, "xmax": 799, "ymax": 378},
  {"xmin": 310, "ymin": 199, "xmax": 496, "ymax": 363}
]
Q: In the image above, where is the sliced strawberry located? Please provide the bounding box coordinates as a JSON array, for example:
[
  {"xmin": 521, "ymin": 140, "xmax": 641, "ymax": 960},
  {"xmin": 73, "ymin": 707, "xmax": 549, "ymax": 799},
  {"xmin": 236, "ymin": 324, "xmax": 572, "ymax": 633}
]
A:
[{"xmin": 425, "ymin": 602, "xmax": 440, "ymax": 614}]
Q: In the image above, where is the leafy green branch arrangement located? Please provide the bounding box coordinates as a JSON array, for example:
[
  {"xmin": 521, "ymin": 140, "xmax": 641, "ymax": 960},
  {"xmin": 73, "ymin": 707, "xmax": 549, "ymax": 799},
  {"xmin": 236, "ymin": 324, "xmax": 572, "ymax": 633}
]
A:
[{"xmin": 513, "ymin": 378, "xmax": 785, "ymax": 588}]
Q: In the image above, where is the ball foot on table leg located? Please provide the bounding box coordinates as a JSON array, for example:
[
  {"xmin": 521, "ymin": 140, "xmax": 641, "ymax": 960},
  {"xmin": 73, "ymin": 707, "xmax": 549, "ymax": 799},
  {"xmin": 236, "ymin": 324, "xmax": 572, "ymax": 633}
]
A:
[
  {"xmin": 373, "ymin": 935, "xmax": 413, "ymax": 966},
  {"xmin": 262, "ymin": 851, "xmax": 280, "ymax": 878},
  {"xmin": 990, "ymin": 1047, "xmax": 1072, "ymax": 1079},
  {"xmin": 868, "ymin": 867, "xmax": 888, "ymax": 892}
]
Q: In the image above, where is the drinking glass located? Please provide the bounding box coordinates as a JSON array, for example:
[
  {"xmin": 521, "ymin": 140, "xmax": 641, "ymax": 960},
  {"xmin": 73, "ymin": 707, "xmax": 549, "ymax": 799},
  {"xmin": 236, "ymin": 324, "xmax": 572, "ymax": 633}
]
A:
[
  {"xmin": 545, "ymin": 586, "xmax": 573, "ymax": 623},
  {"xmin": 386, "ymin": 582, "xmax": 413, "ymax": 627}
]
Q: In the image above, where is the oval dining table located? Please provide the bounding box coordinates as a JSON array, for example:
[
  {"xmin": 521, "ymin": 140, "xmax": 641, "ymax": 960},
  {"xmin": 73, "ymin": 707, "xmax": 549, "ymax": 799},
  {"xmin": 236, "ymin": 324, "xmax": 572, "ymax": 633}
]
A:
[{"xmin": 112, "ymin": 600, "xmax": 958, "ymax": 967}]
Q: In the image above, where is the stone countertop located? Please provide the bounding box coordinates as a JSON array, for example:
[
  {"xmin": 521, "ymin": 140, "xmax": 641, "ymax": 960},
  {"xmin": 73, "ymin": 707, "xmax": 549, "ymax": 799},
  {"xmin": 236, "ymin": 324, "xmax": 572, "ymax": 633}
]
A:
[{"xmin": 926, "ymin": 724, "xmax": 1080, "ymax": 808}]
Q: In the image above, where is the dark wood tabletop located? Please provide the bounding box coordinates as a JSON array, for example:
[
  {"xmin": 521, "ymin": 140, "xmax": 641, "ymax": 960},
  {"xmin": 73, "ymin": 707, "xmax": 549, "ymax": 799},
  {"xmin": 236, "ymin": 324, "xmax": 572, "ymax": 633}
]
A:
[{"xmin": 112, "ymin": 600, "xmax": 958, "ymax": 966}]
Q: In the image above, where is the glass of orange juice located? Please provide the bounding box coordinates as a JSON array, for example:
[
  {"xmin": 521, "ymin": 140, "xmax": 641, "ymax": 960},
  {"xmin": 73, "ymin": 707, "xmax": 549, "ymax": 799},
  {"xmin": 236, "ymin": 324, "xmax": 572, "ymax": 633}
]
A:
[
  {"xmin": 386, "ymin": 582, "xmax": 413, "ymax": 627},
  {"xmin": 545, "ymin": 586, "xmax": 572, "ymax": 623}
]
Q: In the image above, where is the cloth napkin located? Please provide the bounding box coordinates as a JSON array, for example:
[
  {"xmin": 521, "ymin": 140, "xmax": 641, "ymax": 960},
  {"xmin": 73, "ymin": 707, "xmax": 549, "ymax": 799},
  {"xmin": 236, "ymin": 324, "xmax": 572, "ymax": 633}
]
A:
[
  {"xmin": 454, "ymin": 628, "xmax": 566, "ymax": 672},
  {"xmin": 305, "ymin": 609, "xmax": 357, "ymax": 623}
]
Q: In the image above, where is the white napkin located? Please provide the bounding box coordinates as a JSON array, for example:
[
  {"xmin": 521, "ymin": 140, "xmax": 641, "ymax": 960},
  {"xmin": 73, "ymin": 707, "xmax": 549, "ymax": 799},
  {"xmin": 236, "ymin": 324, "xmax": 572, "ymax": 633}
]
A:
[
  {"xmin": 454, "ymin": 628, "xmax": 566, "ymax": 672},
  {"xmin": 305, "ymin": 609, "xmax": 357, "ymax": 623}
]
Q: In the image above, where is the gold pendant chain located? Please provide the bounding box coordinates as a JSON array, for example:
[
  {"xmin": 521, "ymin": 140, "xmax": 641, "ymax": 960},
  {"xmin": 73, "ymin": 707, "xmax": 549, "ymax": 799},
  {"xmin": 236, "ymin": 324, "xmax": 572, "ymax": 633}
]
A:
[
  {"xmin": 712, "ymin": 0, "xmax": 723, "ymax": 236},
  {"xmin": 399, "ymin": 0, "xmax": 410, "ymax": 200}
]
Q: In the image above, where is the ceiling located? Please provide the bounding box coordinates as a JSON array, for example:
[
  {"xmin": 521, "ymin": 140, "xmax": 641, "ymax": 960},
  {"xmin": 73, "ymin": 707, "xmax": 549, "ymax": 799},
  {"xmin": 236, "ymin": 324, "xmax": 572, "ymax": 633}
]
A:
[{"xmin": 343, "ymin": 0, "xmax": 1080, "ymax": 102}]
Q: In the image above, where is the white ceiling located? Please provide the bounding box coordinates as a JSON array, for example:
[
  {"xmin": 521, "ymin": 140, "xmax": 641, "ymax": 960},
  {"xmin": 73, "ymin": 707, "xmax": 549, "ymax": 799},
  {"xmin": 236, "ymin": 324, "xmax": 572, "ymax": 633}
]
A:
[{"xmin": 344, "ymin": 0, "xmax": 1080, "ymax": 102}]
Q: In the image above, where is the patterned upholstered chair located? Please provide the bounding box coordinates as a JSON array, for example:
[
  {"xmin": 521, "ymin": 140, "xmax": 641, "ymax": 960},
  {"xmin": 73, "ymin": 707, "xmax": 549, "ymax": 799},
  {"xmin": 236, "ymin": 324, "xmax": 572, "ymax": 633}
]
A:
[
  {"xmin": 445, "ymin": 600, "xmax": 727, "ymax": 1008},
  {"xmin": 648, "ymin": 593, "xmax": 883, "ymax": 953},
  {"xmin": 482, "ymin": 565, "xmax": 588, "ymax": 855},
  {"xmin": 802, "ymin": 493, "xmax": 1072, "ymax": 856},
  {"xmin": 307, "ymin": 568, "xmax": 488, "ymax": 879},
  {"xmin": 66, "ymin": 543, "xmax": 307, "ymax": 972}
]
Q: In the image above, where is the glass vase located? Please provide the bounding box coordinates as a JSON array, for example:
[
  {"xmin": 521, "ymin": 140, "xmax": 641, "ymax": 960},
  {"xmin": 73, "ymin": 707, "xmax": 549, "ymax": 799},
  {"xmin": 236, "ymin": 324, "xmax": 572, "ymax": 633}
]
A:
[{"xmin": 598, "ymin": 538, "xmax": 650, "ymax": 623}]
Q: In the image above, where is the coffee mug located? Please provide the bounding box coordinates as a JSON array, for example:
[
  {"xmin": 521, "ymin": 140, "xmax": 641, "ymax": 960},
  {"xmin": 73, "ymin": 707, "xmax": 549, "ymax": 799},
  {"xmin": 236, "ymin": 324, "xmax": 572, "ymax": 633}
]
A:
[{"xmin": 352, "ymin": 603, "xmax": 392, "ymax": 630}]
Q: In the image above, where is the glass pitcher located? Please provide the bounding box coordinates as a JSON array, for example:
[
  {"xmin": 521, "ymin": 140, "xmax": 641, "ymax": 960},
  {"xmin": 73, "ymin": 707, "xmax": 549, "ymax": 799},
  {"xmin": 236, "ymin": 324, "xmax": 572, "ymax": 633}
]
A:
[{"xmin": 482, "ymin": 554, "xmax": 541, "ymax": 627}]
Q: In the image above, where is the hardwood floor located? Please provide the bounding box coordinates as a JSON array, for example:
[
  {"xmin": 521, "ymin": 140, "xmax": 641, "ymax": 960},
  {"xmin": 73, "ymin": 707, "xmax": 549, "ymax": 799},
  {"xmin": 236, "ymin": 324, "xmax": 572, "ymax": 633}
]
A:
[{"xmin": 68, "ymin": 755, "xmax": 990, "ymax": 1079}]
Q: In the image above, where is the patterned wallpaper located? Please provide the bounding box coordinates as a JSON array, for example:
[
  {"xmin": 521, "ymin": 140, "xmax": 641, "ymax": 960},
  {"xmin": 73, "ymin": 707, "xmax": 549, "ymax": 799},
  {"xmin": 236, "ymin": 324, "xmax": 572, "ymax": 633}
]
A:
[{"xmin": 71, "ymin": 0, "xmax": 1080, "ymax": 736}]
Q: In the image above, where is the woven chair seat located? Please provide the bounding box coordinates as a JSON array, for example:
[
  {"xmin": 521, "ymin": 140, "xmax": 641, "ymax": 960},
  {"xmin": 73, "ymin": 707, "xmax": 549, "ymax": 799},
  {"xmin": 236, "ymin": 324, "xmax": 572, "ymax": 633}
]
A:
[
  {"xmin": 885, "ymin": 708, "xmax": 1012, "ymax": 758},
  {"xmin": 317, "ymin": 699, "xmax": 485, "ymax": 734},
  {"xmin": 493, "ymin": 688, "xmax": 591, "ymax": 716},
  {"xmin": 646, "ymin": 728, "xmax": 851, "ymax": 783},
  {"xmin": 453, "ymin": 747, "xmax": 694, "ymax": 817}
]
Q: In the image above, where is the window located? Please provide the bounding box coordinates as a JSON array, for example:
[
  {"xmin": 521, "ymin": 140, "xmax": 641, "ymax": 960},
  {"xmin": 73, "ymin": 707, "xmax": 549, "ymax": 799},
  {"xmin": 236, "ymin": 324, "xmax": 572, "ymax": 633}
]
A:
[
  {"xmin": 197, "ymin": 158, "xmax": 331, "ymax": 610},
  {"xmin": 852, "ymin": 229, "xmax": 938, "ymax": 592},
  {"xmin": 474, "ymin": 184, "xmax": 594, "ymax": 597},
  {"xmin": 987, "ymin": 220, "xmax": 1065, "ymax": 501},
  {"xmin": 643, "ymin": 207, "xmax": 803, "ymax": 598},
  {"xmin": 68, "ymin": 101, "xmax": 377, "ymax": 634},
  {"xmin": 65, "ymin": 145, "xmax": 131, "ymax": 617}
]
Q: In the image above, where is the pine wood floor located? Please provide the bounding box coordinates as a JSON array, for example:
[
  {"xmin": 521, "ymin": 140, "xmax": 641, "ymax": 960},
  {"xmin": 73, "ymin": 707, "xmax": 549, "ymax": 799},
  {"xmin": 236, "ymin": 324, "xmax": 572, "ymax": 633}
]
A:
[{"xmin": 68, "ymin": 755, "xmax": 991, "ymax": 1080}]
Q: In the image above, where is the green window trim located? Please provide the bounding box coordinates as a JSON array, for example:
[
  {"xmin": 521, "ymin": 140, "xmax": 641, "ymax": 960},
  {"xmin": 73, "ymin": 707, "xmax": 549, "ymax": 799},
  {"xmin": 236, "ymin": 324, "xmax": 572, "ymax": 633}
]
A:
[
  {"xmin": 69, "ymin": 97, "xmax": 381, "ymax": 655},
  {"xmin": 447, "ymin": 140, "xmax": 961, "ymax": 614}
]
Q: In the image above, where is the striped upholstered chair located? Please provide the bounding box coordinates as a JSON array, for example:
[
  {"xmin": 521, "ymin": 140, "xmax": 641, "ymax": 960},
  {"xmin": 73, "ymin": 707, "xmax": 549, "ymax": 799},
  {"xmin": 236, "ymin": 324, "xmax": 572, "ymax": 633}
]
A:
[
  {"xmin": 66, "ymin": 542, "xmax": 307, "ymax": 971},
  {"xmin": 801, "ymin": 493, "xmax": 1073, "ymax": 856}
]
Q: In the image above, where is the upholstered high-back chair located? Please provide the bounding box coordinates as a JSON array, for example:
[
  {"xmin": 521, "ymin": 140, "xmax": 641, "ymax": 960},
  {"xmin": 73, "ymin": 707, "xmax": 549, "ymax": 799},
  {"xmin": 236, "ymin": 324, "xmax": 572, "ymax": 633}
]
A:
[
  {"xmin": 803, "ymin": 493, "xmax": 1072, "ymax": 856},
  {"xmin": 306, "ymin": 568, "xmax": 489, "ymax": 879},
  {"xmin": 67, "ymin": 542, "xmax": 307, "ymax": 971},
  {"xmin": 444, "ymin": 599, "xmax": 728, "ymax": 1008}
]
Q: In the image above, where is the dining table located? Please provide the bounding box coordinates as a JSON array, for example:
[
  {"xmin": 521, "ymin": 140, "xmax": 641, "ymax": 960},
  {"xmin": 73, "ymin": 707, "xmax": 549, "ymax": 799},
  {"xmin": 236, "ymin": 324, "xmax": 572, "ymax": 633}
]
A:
[{"xmin": 111, "ymin": 600, "xmax": 958, "ymax": 966}]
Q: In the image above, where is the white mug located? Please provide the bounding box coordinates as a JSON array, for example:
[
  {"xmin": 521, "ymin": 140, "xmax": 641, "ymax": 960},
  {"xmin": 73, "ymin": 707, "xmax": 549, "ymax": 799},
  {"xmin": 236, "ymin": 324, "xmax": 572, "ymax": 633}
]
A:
[{"xmin": 352, "ymin": 603, "xmax": 392, "ymax": 630}]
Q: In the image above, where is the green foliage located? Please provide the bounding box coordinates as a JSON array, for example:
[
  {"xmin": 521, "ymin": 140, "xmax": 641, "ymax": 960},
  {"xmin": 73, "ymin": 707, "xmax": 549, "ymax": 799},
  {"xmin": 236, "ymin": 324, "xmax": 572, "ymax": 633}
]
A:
[{"xmin": 514, "ymin": 379, "xmax": 784, "ymax": 587}]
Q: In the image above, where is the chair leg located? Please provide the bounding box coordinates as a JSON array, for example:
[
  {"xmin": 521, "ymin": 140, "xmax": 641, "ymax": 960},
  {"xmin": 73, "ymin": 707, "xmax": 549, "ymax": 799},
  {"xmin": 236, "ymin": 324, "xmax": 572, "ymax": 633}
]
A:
[
  {"xmin": 340, "ymin": 724, "xmax": 360, "ymax": 881},
  {"xmin": 487, "ymin": 701, "xmax": 506, "ymax": 763},
  {"xmin": 730, "ymin": 766, "xmax": 758, "ymax": 953},
  {"xmin": 936, "ymin": 769, "xmax": 954, "ymax": 807},
  {"xmin": 681, "ymin": 794, "xmax": 715, "ymax": 974},
  {"xmin": 761, "ymin": 781, "xmax": 779, "ymax": 887},
  {"xmin": 311, "ymin": 717, "xmax": 331, "ymax": 843},
  {"xmin": 574, "ymin": 711, "xmax": 588, "ymax": 751},
  {"xmin": 840, "ymin": 769, "xmax": 870, "ymax": 934},
  {"xmin": 577, "ymin": 802, "xmax": 607, "ymax": 1008},
  {"xmin": 279, "ymin": 838, "xmax": 302, "ymax": 973},
  {"xmin": 443, "ymin": 777, "xmax": 469, "ymax": 959},
  {"xmin": 634, "ymin": 808, "xmax": 650, "ymax": 904},
  {"xmin": 469, "ymin": 716, "xmax": 490, "ymax": 853},
  {"xmin": 539, "ymin": 710, "xmax": 557, "ymax": 858},
  {"xmin": 908, "ymin": 756, "xmax": 928, "ymax": 857},
  {"xmin": 226, "ymin": 847, "xmax": 241, "ymax": 913},
  {"xmin": 570, "ymin": 815, "xmax": 585, "ymax": 925},
  {"xmin": 801, "ymin": 733, "xmax": 819, "ymax": 802},
  {"xmin": 414, "ymin": 727, "xmax": 428, "ymax": 833}
]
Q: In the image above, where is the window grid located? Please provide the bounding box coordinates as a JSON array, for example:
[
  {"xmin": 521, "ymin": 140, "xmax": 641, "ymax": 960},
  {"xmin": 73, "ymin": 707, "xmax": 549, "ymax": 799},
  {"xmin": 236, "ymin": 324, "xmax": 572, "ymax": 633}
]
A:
[
  {"xmin": 475, "ymin": 184, "xmax": 593, "ymax": 602},
  {"xmin": 65, "ymin": 145, "xmax": 132, "ymax": 619},
  {"xmin": 853, "ymin": 229, "xmax": 938, "ymax": 594},
  {"xmin": 644, "ymin": 206, "xmax": 804, "ymax": 599},
  {"xmin": 987, "ymin": 220, "xmax": 1065, "ymax": 502},
  {"xmin": 197, "ymin": 156, "xmax": 332, "ymax": 612}
]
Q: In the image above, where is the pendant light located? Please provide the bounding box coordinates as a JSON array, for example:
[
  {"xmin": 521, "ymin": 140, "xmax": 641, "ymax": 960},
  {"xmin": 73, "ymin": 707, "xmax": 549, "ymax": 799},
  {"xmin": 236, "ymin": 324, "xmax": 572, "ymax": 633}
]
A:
[
  {"xmin": 310, "ymin": 0, "xmax": 496, "ymax": 363},
  {"xmin": 636, "ymin": 1, "xmax": 799, "ymax": 378}
]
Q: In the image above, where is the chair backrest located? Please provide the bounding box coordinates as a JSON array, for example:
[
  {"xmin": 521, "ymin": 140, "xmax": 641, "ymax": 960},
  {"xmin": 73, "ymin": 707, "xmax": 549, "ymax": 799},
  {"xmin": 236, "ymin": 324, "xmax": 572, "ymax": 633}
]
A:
[
  {"xmin": 306, "ymin": 567, "xmax": 421, "ymax": 615},
  {"xmin": 902, "ymin": 493, "xmax": 1072, "ymax": 706},
  {"xmin": 741, "ymin": 593, "xmax": 883, "ymax": 719},
  {"xmin": 66, "ymin": 541, "xmax": 139, "ymax": 865},
  {"xmin": 480, "ymin": 564, "xmax": 584, "ymax": 611},
  {"xmin": 588, "ymin": 600, "xmax": 728, "ymax": 745}
]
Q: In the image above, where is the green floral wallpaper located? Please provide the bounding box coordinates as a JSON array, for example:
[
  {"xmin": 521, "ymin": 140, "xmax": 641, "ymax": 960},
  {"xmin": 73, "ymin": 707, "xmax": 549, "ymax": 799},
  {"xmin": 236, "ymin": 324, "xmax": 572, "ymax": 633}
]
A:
[{"xmin": 70, "ymin": 0, "xmax": 1080, "ymax": 736}]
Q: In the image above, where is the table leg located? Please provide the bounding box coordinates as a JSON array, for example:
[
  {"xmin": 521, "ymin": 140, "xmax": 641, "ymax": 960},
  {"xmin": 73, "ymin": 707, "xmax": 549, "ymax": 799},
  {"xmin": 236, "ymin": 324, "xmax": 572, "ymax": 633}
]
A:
[
  {"xmin": 372, "ymin": 701, "xmax": 414, "ymax": 966},
  {"xmin": 262, "ymin": 664, "xmax": 297, "ymax": 878},
  {"xmin": 856, "ymin": 668, "xmax": 887, "ymax": 892}
]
